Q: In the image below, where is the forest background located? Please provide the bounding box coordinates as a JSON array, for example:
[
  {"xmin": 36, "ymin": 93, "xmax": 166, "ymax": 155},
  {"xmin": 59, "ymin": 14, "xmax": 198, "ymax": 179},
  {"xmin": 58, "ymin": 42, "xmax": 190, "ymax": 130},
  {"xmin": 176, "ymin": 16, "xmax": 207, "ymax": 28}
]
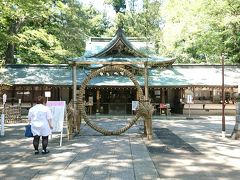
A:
[{"xmin": 0, "ymin": 0, "xmax": 239, "ymax": 65}]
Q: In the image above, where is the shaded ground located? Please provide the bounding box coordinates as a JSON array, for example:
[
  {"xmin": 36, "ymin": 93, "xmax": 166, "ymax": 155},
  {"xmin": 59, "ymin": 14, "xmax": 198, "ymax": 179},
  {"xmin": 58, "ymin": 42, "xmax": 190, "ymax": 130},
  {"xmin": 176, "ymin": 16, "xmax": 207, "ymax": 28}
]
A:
[
  {"xmin": 147, "ymin": 128, "xmax": 202, "ymax": 155},
  {"xmin": 146, "ymin": 116, "xmax": 240, "ymax": 180}
]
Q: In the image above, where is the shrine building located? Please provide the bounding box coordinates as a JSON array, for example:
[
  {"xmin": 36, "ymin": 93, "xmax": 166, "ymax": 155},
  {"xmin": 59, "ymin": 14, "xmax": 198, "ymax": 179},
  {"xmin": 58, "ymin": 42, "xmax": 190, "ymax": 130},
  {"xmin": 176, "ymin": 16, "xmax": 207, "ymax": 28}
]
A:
[{"xmin": 1, "ymin": 28, "xmax": 239, "ymax": 115}]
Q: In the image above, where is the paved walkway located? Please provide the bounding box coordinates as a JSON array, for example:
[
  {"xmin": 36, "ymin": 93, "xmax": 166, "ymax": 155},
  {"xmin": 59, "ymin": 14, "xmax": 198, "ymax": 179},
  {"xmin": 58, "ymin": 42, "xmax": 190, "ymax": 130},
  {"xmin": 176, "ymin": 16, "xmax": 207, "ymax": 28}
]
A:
[{"xmin": 0, "ymin": 115, "xmax": 240, "ymax": 180}]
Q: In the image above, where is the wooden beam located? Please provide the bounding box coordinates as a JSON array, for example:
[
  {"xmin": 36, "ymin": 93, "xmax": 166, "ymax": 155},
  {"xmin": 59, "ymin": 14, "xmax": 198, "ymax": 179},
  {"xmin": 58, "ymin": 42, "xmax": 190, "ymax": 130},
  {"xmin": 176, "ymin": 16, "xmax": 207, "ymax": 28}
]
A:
[
  {"xmin": 72, "ymin": 61, "xmax": 144, "ymax": 65},
  {"xmin": 68, "ymin": 58, "xmax": 175, "ymax": 66}
]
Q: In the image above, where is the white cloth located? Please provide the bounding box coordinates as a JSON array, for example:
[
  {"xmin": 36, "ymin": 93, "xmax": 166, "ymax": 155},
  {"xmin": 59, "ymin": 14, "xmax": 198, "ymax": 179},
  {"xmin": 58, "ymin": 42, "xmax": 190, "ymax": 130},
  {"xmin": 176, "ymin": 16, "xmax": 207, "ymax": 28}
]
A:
[{"xmin": 28, "ymin": 104, "xmax": 53, "ymax": 136}]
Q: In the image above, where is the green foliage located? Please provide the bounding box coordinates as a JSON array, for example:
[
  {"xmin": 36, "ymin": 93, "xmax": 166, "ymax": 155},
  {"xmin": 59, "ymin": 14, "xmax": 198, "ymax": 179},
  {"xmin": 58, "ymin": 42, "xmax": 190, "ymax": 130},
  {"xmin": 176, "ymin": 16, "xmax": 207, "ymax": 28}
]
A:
[
  {"xmin": 106, "ymin": 0, "xmax": 163, "ymax": 55},
  {"xmin": 17, "ymin": 29, "xmax": 68, "ymax": 63},
  {"xmin": 0, "ymin": 0, "xmax": 239, "ymax": 64},
  {"xmin": 0, "ymin": 0, "xmax": 108, "ymax": 64},
  {"xmin": 104, "ymin": 0, "xmax": 126, "ymax": 13},
  {"xmin": 84, "ymin": 6, "xmax": 111, "ymax": 37},
  {"xmin": 104, "ymin": 0, "xmax": 240, "ymax": 64},
  {"xmin": 161, "ymin": 0, "xmax": 240, "ymax": 64}
]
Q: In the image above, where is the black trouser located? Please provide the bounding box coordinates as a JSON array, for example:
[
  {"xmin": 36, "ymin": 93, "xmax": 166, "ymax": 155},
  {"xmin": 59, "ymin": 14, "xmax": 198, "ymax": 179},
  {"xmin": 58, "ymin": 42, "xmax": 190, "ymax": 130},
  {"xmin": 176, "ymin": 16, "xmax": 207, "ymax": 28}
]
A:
[{"xmin": 33, "ymin": 135, "xmax": 48, "ymax": 151}]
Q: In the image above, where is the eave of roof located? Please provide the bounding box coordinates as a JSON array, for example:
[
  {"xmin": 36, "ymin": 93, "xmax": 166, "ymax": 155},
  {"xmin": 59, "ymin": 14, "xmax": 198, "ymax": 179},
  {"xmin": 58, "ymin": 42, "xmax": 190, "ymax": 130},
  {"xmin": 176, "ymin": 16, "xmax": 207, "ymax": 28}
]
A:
[
  {"xmin": 69, "ymin": 57, "xmax": 175, "ymax": 67},
  {"xmin": 1, "ymin": 64, "xmax": 240, "ymax": 87}
]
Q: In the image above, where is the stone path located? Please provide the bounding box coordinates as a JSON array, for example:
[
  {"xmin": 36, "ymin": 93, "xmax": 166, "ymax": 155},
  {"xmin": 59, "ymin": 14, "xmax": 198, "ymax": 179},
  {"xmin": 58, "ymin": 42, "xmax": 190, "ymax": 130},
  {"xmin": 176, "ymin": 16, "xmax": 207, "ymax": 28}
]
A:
[{"xmin": 0, "ymin": 116, "xmax": 240, "ymax": 180}]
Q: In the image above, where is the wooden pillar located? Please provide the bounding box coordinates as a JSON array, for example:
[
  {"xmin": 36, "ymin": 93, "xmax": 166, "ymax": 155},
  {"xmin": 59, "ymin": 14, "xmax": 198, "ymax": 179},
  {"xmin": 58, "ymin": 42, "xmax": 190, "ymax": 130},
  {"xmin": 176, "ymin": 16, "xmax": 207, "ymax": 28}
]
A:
[
  {"xmin": 96, "ymin": 89, "xmax": 100, "ymax": 113},
  {"xmin": 180, "ymin": 88, "xmax": 184, "ymax": 100},
  {"xmin": 69, "ymin": 86, "xmax": 72, "ymax": 102},
  {"xmin": 72, "ymin": 62, "xmax": 77, "ymax": 133},
  {"xmin": 162, "ymin": 88, "xmax": 166, "ymax": 103},
  {"xmin": 40, "ymin": 86, "xmax": 42, "ymax": 97},
  {"xmin": 72, "ymin": 62, "xmax": 77, "ymax": 110},
  {"xmin": 211, "ymin": 87, "xmax": 214, "ymax": 102},
  {"xmin": 11, "ymin": 86, "xmax": 15, "ymax": 105},
  {"xmin": 22, "ymin": 86, "xmax": 25, "ymax": 103},
  {"xmin": 221, "ymin": 55, "xmax": 225, "ymax": 137},
  {"xmin": 31, "ymin": 86, "xmax": 34, "ymax": 106},
  {"xmin": 192, "ymin": 87, "xmax": 195, "ymax": 101},
  {"xmin": 144, "ymin": 61, "xmax": 152, "ymax": 140},
  {"xmin": 58, "ymin": 87, "xmax": 61, "ymax": 101},
  {"xmin": 143, "ymin": 63, "xmax": 148, "ymax": 136},
  {"xmin": 144, "ymin": 62, "xmax": 149, "ymax": 101}
]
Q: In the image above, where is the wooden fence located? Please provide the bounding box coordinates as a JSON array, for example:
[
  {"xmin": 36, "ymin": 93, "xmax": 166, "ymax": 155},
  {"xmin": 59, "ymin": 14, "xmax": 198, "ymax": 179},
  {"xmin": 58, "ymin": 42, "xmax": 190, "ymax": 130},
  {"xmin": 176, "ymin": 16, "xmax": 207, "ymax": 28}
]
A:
[{"xmin": 1, "ymin": 105, "xmax": 21, "ymax": 124}]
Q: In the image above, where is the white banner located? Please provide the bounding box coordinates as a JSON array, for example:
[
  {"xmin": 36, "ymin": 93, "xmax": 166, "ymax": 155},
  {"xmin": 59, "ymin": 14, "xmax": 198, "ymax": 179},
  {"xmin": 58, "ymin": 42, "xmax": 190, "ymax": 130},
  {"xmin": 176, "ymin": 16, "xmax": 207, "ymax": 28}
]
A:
[
  {"xmin": 46, "ymin": 101, "xmax": 66, "ymax": 133},
  {"xmin": 132, "ymin": 101, "xmax": 139, "ymax": 111}
]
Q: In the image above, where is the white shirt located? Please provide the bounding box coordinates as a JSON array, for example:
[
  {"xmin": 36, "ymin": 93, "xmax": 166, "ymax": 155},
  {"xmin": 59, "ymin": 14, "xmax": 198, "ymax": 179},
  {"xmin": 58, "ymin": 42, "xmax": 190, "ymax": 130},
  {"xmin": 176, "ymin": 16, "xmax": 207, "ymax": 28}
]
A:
[{"xmin": 28, "ymin": 104, "xmax": 53, "ymax": 136}]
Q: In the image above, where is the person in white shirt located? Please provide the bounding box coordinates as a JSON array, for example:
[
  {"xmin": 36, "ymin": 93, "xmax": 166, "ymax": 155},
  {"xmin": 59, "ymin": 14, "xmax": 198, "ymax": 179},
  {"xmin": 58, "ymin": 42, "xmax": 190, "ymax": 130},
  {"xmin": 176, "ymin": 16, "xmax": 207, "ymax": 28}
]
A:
[{"xmin": 28, "ymin": 96, "xmax": 53, "ymax": 155}]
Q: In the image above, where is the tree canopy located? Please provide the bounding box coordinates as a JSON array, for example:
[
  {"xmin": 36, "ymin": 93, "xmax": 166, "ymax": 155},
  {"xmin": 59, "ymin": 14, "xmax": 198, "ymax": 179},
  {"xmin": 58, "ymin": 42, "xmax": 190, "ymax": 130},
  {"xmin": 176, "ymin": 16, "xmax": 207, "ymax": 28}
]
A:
[
  {"xmin": 0, "ymin": 0, "xmax": 239, "ymax": 64},
  {"xmin": 0, "ymin": 0, "xmax": 108, "ymax": 64},
  {"xmin": 160, "ymin": 0, "xmax": 240, "ymax": 64}
]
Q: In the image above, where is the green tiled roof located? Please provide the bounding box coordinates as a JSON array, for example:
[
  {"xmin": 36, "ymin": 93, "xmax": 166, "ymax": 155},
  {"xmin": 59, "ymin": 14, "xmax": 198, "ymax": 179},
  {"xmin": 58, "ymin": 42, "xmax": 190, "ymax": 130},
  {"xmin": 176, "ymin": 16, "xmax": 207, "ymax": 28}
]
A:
[
  {"xmin": 1, "ymin": 65, "xmax": 75, "ymax": 86},
  {"xmin": 69, "ymin": 28, "xmax": 175, "ymax": 66},
  {"xmin": 1, "ymin": 64, "xmax": 240, "ymax": 87},
  {"xmin": 83, "ymin": 29, "xmax": 155, "ymax": 58}
]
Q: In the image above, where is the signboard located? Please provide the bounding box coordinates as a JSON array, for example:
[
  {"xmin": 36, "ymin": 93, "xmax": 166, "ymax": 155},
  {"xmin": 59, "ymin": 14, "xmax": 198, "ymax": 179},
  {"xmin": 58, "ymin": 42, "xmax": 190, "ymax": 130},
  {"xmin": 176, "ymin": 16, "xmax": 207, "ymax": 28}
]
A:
[
  {"xmin": 3, "ymin": 94, "xmax": 7, "ymax": 104},
  {"xmin": 1, "ymin": 114, "xmax": 4, "ymax": 136},
  {"xmin": 45, "ymin": 91, "xmax": 51, "ymax": 98},
  {"xmin": 187, "ymin": 95, "xmax": 193, "ymax": 104},
  {"xmin": 47, "ymin": 101, "xmax": 65, "ymax": 132},
  {"xmin": 46, "ymin": 101, "xmax": 66, "ymax": 146},
  {"xmin": 160, "ymin": 103, "xmax": 166, "ymax": 109},
  {"xmin": 132, "ymin": 101, "xmax": 139, "ymax": 111}
]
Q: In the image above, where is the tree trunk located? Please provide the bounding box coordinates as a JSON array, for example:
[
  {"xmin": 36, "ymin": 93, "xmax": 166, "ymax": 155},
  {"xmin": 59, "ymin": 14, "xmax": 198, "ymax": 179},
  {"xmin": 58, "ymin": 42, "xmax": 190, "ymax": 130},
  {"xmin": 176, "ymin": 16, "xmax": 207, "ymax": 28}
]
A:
[
  {"xmin": 5, "ymin": 43, "xmax": 15, "ymax": 64},
  {"xmin": 4, "ymin": 19, "xmax": 23, "ymax": 64},
  {"xmin": 231, "ymin": 100, "xmax": 240, "ymax": 139}
]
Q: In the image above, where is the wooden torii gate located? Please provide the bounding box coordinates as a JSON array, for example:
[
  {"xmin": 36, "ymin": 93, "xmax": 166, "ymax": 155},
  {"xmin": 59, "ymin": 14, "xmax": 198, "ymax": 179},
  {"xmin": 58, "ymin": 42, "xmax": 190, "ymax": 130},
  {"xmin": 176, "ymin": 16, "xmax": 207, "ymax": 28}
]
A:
[{"xmin": 69, "ymin": 60, "xmax": 155, "ymax": 140}]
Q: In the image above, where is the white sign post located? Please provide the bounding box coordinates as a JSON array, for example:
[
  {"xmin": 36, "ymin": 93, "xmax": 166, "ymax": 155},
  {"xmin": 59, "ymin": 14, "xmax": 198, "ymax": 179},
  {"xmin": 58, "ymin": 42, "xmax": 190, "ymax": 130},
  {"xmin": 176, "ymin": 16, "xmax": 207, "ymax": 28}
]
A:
[
  {"xmin": 46, "ymin": 101, "xmax": 66, "ymax": 147},
  {"xmin": 132, "ymin": 101, "xmax": 139, "ymax": 114},
  {"xmin": 187, "ymin": 95, "xmax": 193, "ymax": 118},
  {"xmin": 1, "ymin": 114, "xmax": 4, "ymax": 136},
  {"xmin": 1, "ymin": 94, "xmax": 7, "ymax": 136}
]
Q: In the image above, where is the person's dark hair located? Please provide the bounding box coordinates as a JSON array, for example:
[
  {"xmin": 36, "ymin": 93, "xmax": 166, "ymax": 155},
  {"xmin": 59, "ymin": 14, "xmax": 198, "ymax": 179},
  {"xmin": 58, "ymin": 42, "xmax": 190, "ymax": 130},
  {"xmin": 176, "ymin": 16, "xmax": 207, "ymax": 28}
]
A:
[{"xmin": 36, "ymin": 96, "xmax": 46, "ymax": 104}]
